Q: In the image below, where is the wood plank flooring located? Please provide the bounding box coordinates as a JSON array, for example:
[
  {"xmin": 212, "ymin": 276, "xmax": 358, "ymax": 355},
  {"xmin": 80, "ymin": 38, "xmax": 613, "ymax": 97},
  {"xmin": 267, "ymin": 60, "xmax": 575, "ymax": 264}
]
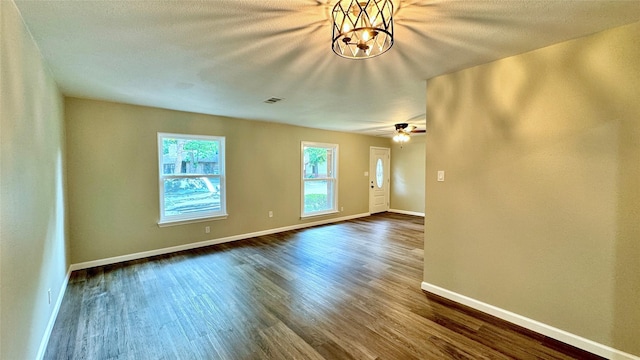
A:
[{"xmin": 45, "ymin": 213, "xmax": 604, "ymax": 359}]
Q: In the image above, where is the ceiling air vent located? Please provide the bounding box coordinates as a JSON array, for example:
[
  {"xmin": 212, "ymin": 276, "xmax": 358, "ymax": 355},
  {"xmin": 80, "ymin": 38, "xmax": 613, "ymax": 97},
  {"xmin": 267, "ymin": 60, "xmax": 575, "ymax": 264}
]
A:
[{"xmin": 263, "ymin": 97, "xmax": 283, "ymax": 104}]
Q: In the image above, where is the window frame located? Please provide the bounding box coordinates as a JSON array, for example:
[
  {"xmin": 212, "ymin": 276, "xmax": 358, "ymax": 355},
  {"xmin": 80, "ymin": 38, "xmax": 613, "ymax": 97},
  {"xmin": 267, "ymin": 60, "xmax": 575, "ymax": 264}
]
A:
[
  {"xmin": 301, "ymin": 141, "xmax": 339, "ymax": 218},
  {"xmin": 157, "ymin": 132, "xmax": 227, "ymax": 226}
]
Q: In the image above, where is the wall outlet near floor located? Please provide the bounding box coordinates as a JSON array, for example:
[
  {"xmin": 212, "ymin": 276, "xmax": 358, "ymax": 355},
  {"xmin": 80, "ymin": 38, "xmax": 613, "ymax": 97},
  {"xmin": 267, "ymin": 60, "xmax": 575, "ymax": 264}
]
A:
[
  {"xmin": 341, "ymin": 207, "xmax": 344, "ymax": 212},
  {"xmin": 48, "ymin": 288, "xmax": 52, "ymax": 305},
  {"xmin": 268, "ymin": 211, "xmax": 273, "ymax": 218},
  {"xmin": 205, "ymin": 226, "xmax": 210, "ymax": 234}
]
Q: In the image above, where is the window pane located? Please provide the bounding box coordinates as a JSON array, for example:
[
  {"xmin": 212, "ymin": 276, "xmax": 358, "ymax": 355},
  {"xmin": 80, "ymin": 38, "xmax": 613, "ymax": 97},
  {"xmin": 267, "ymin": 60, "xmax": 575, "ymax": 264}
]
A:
[
  {"xmin": 303, "ymin": 147, "xmax": 331, "ymax": 178},
  {"xmin": 304, "ymin": 180, "xmax": 333, "ymax": 213},
  {"xmin": 376, "ymin": 158, "xmax": 383, "ymax": 188},
  {"xmin": 163, "ymin": 177, "xmax": 221, "ymax": 216},
  {"xmin": 162, "ymin": 138, "xmax": 220, "ymax": 175}
]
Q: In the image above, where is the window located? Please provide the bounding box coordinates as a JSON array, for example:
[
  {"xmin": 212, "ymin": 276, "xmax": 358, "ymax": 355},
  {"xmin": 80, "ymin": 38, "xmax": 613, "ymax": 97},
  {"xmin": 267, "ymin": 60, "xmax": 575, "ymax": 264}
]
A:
[
  {"xmin": 376, "ymin": 158, "xmax": 384, "ymax": 188},
  {"xmin": 158, "ymin": 133, "xmax": 226, "ymax": 225},
  {"xmin": 301, "ymin": 142, "xmax": 338, "ymax": 217}
]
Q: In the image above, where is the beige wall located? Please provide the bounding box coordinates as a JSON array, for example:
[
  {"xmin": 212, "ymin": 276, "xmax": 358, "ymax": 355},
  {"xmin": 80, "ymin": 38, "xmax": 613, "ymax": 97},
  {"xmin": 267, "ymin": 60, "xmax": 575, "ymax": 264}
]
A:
[
  {"xmin": 390, "ymin": 138, "xmax": 425, "ymax": 214},
  {"xmin": 65, "ymin": 98, "xmax": 389, "ymax": 263},
  {"xmin": 0, "ymin": 1, "xmax": 69, "ymax": 359},
  {"xmin": 425, "ymin": 21, "xmax": 640, "ymax": 356}
]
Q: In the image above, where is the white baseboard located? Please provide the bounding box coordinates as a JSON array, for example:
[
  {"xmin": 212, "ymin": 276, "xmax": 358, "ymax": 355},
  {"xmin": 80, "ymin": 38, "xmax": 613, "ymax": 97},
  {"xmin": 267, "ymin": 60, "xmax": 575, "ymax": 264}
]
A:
[
  {"xmin": 421, "ymin": 282, "xmax": 639, "ymax": 360},
  {"xmin": 70, "ymin": 212, "xmax": 370, "ymax": 271},
  {"xmin": 389, "ymin": 209, "xmax": 425, "ymax": 217},
  {"xmin": 36, "ymin": 266, "xmax": 72, "ymax": 360}
]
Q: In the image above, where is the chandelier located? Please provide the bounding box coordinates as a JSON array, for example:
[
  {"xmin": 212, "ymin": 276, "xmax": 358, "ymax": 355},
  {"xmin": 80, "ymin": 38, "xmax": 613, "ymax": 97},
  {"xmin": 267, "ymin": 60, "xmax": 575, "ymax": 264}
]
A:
[{"xmin": 332, "ymin": 0, "xmax": 394, "ymax": 59}]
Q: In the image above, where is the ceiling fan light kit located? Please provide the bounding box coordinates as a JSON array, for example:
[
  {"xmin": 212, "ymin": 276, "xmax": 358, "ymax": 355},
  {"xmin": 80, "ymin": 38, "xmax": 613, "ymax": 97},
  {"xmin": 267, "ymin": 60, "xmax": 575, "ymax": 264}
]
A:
[
  {"xmin": 391, "ymin": 122, "xmax": 425, "ymax": 144},
  {"xmin": 393, "ymin": 123, "xmax": 411, "ymax": 143},
  {"xmin": 393, "ymin": 131, "xmax": 410, "ymax": 143},
  {"xmin": 332, "ymin": 0, "xmax": 394, "ymax": 59}
]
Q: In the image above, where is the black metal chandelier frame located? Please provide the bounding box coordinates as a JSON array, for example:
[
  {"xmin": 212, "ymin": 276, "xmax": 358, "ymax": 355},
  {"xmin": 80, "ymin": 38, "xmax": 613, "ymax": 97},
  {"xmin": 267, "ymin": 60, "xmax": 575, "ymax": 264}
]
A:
[{"xmin": 331, "ymin": 0, "xmax": 394, "ymax": 59}]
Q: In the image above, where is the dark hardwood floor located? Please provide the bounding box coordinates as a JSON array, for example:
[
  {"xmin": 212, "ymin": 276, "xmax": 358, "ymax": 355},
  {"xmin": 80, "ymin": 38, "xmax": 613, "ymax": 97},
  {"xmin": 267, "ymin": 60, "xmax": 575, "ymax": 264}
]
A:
[{"xmin": 45, "ymin": 213, "xmax": 603, "ymax": 359}]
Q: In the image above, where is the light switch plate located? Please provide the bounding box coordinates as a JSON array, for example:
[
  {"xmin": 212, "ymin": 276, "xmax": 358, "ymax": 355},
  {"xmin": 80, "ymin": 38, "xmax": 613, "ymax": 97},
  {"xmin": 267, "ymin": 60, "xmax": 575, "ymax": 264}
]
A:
[{"xmin": 437, "ymin": 171, "xmax": 445, "ymax": 182}]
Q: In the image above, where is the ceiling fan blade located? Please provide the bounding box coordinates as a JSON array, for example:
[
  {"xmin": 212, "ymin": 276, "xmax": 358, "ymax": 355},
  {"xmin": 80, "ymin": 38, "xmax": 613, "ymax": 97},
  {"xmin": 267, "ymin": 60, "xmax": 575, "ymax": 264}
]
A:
[{"xmin": 411, "ymin": 129, "xmax": 426, "ymax": 133}]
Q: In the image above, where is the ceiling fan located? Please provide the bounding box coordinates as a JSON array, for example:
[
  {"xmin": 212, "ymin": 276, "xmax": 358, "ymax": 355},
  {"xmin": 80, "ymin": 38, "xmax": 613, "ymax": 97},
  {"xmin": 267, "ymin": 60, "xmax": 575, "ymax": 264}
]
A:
[
  {"xmin": 395, "ymin": 123, "xmax": 425, "ymax": 134},
  {"xmin": 393, "ymin": 123, "xmax": 425, "ymax": 143}
]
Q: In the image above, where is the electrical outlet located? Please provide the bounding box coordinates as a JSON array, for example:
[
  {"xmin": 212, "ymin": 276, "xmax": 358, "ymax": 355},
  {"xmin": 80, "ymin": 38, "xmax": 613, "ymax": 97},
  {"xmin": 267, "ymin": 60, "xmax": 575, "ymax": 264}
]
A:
[
  {"xmin": 341, "ymin": 207, "xmax": 344, "ymax": 211},
  {"xmin": 205, "ymin": 226, "xmax": 210, "ymax": 234},
  {"xmin": 268, "ymin": 211, "xmax": 273, "ymax": 218},
  {"xmin": 48, "ymin": 289, "xmax": 52, "ymax": 305}
]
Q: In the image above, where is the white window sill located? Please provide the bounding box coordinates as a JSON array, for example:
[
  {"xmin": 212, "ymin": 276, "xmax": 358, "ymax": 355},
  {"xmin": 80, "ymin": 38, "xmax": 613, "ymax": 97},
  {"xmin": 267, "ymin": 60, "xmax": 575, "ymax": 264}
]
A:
[
  {"xmin": 300, "ymin": 210, "xmax": 339, "ymax": 219},
  {"xmin": 158, "ymin": 214, "xmax": 228, "ymax": 227}
]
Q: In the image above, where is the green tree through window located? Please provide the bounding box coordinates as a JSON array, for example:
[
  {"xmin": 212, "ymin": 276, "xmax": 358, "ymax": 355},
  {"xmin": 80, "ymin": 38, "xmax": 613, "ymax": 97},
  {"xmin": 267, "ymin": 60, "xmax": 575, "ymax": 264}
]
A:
[{"xmin": 301, "ymin": 142, "xmax": 338, "ymax": 217}]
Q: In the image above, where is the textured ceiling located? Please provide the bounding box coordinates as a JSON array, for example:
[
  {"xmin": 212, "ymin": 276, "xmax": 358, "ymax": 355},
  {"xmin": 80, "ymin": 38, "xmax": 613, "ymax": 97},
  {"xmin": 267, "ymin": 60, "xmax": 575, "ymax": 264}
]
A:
[{"xmin": 13, "ymin": 0, "xmax": 640, "ymax": 136}]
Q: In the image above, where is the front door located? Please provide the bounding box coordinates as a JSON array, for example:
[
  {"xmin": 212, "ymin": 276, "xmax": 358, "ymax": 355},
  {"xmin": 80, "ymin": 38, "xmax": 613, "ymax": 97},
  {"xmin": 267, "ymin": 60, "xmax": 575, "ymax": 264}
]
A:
[{"xmin": 369, "ymin": 147, "xmax": 390, "ymax": 214}]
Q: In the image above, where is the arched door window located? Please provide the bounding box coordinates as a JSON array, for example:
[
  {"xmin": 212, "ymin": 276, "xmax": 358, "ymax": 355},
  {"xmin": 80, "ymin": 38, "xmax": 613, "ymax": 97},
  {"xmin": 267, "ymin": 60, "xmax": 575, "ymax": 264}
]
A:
[{"xmin": 375, "ymin": 158, "xmax": 384, "ymax": 188}]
